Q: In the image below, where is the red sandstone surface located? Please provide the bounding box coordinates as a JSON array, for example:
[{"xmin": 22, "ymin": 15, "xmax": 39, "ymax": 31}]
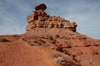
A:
[{"xmin": 0, "ymin": 3, "xmax": 100, "ymax": 66}]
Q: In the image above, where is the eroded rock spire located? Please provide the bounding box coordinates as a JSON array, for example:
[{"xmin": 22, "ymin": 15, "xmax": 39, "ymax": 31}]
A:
[{"xmin": 26, "ymin": 3, "xmax": 77, "ymax": 32}]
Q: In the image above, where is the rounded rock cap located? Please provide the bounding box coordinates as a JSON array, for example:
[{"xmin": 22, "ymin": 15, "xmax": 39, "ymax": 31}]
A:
[{"xmin": 34, "ymin": 3, "xmax": 47, "ymax": 10}]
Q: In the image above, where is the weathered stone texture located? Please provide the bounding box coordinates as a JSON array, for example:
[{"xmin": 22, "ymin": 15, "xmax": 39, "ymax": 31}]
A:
[{"xmin": 26, "ymin": 3, "xmax": 77, "ymax": 32}]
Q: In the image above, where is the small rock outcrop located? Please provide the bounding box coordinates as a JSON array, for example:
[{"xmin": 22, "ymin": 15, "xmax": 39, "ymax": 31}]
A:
[{"xmin": 25, "ymin": 3, "xmax": 77, "ymax": 32}]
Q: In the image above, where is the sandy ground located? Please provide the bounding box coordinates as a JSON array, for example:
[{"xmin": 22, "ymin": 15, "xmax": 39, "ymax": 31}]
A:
[{"xmin": 0, "ymin": 29, "xmax": 100, "ymax": 66}]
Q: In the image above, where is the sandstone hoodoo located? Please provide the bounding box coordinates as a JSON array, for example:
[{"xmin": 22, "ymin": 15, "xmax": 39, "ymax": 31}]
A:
[
  {"xmin": 34, "ymin": 3, "xmax": 47, "ymax": 10},
  {"xmin": 25, "ymin": 3, "xmax": 100, "ymax": 52},
  {"xmin": 0, "ymin": 3, "xmax": 100, "ymax": 66},
  {"xmin": 26, "ymin": 3, "xmax": 77, "ymax": 32}
]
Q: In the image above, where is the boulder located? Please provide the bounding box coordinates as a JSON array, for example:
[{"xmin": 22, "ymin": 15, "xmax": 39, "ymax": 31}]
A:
[{"xmin": 34, "ymin": 3, "xmax": 47, "ymax": 10}]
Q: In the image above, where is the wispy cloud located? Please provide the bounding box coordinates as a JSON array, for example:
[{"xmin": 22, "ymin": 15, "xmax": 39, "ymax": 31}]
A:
[
  {"xmin": 0, "ymin": 0, "xmax": 100, "ymax": 39},
  {"xmin": 0, "ymin": 0, "xmax": 28, "ymax": 35},
  {"xmin": 0, "ymin": 1, "xmax": 1, "ymax": 5}
]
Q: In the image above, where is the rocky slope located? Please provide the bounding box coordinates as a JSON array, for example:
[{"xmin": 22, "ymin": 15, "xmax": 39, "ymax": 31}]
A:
[{"xmin": 0, "ymin": 3, "xmax": 100, "ymax": 66}]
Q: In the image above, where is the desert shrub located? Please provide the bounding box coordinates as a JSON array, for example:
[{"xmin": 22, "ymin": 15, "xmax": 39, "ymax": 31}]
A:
[
  {"xmin": 30, "ymin": 43, "xmax": 33, "ymax": 46},
  {"xmin": 50, "ymin": 46, "xmax": 54, "ymax": 49},
  {"xmin": 78, "ymin": 59, "xmax": 82, "ymax": 62},
  {"xmin": 54, "ymin": 34, "xmax": 60, "ymax": 38},
  {"xmin": 49, "ymin": 52, "xmax": 62, "ymax": 58},
  {"xmin": 39, "ymin": 38, "xmax": 42, "ymax": 41},
  {"xmin": 49, "ymin": 52, "xmax": 65, "ymax": 65},
  {"xmin": 39, "ymin": 38, "xmax": 45, "ymax": 43},
  {"xmin": 28, "ymin": 40, "xmax": 33, "ymax": 46},
  {"xmin": 33, "ymin": 40, "xmax": 37, "ymax": 43},
  {"xmin": 89, "ymin": 62, "xmax": 92, "ymax": 65},
  {"xmin": 21, "ymin": 37, "xmax": 25, "ymax": 40},
  {"xmin": 49, "ymin": 36, "xmax": 54, "ymax": 40},
  {"xmin": 0, "ymin": 38, "xmax": 8, "ymax": 42},
  {"xmin": 54, "ymin": 56, "xmax": 65, "ymax": 65},
  {"xmin": 94, "ymin": 59, "xmax": 96, "ymax": 61},
  {"xmin": 28, "ymin": 41, "xmax": 31, "ymax": 44},
  {"xmin": 63, "ymin": 51, "xmax": 70, "ymax": 55},
  {"xmin": 28, "ymin": 40, "xmax": 31, "ymax": 44},
  {"xmin": 46, "ymin": 44, "xmax": 49, "ymax": 46}
]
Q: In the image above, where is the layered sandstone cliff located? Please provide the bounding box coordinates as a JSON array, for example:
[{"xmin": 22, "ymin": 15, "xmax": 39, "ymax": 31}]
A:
[
  {"xmin": 25, "ymin": 3, "xmax": 100, "ymax": 53},
  {"xmin": 25, "ymin": 3, "xmax": 77, "ymax": 32}
]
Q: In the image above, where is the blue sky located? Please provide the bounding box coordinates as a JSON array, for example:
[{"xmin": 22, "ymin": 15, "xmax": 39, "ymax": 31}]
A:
[{"xmin": 0, "ymin": 0, "xmax": 100, "ymax": 39}]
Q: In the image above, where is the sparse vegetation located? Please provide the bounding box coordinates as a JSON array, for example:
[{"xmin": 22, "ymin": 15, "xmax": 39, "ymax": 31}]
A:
[
  {"xmin": 39, "ymin": 38, "xmax": 42, "ymax": 41},
  {"xmin": 0, "ymin": 38, "xmax": 8, "ymax": 42},
  {"xmin": 28, "ymin": 40, "xmax": 31, "ymax": 43},
  {"xmin": 30, "ymin": 43, "xmax": 34, "ymax": 46},
  {"xmin": 28, "ymin": 40, "xmax": 33, "ymax": 46},
  {"xmin": 78, "ymin": 59, "xmax": 82, "ymax": 62},
  {"xmin": 54, "ymin": 34, "xmax": 59, "ymax": 38},
  {"xmin": 49, "ymin": 52, "xmax": 62, "ymax": 58},
  {"xmin": 90, "ymin": 50, "xmax": 92, "ymax": 52},
  {"xmin": 94, "ymin": 59, "xmax": 96, "ymax": 61},
  {"xmin": 46, "ymin": 44, "xmax": 49, "ymax": 46},
  {"xmin": 63, "ymin": 51, "xmax": 69, "ymax": 55},
  {"xmin": 94, "ymin": 55, "xmax": 97, "ymax": 57},
  {"xmin": 80, "ymin": 51, "xmax": 83, "ymax": 54},
  {"xmin": 49, "ymin": 36, "xmax": 53, "ymax": 40},
  {"xmin": 88, "ymin": 57, "xmax": 90, "ymax": 59},
  {"xmin": 83, "ymin": 55, "xmax": 86, "ymax": 57},
  {"xmin": 89, "ymin": 62, "xmax": 92, "ymax": 65},
  {"xmin": 54, "ymin": 56, "xmax": 65, "ymax": 65},
  {"xmin": 49, "ymin": 52, "xmax": 65, "ymax": 65},
  {"xmin": 39, "ymin": 38, "xmax": 45, "ymax": 43},
  {"xmin": 50, "ymin": 46, "xmax": 54, "ymax": 49},
  {"xmin": 21, "ymin": 37, "xmax": 25, "ymax": 40},
  {"xmin": 33, "ymin": 40, "xmax": 37, "ymax": 43}
]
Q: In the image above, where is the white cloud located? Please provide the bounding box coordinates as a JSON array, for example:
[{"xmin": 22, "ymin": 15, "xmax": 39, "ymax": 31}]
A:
[{"xmin": 0, "ymin": 0, "xmax": 100, "ymax": 39}]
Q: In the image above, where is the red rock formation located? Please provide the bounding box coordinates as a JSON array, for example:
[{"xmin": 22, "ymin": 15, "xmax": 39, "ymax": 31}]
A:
[
  {"xmin": 25, "ymin": 3, "xmax": 77, "ymax": 32},
  {"xmin": 34, "ymin": 3, "xmax": 47, "ymax": 10},
  {"xmin": 0, "ymin": 3, "xmax": 100, "ymax": 66},
  {"xmin": 25, "ymin": 3, "xmax": 100, "ymax": 53}
]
